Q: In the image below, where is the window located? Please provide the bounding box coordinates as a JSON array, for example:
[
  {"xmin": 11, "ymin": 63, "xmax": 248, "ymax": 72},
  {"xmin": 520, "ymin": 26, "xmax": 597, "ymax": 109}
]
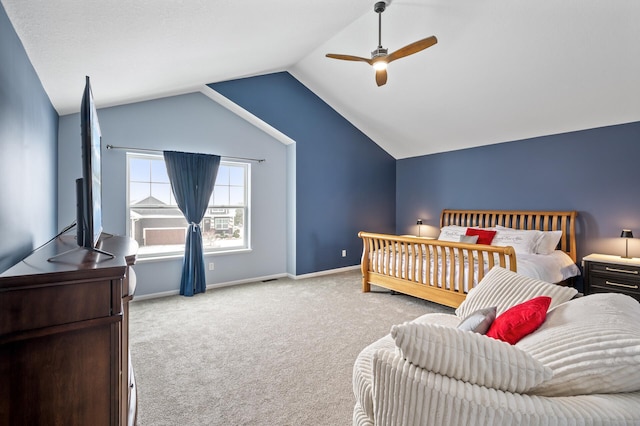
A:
[{"xmin": 127, "ymin": 153, "xmax": 250, "ymax": 257}]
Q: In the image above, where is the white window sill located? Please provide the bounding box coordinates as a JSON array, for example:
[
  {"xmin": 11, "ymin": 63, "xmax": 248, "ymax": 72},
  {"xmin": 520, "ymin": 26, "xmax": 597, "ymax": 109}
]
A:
[{"xmin": 136, "ymin": 248, "xmax": 253, "ymax": 264}]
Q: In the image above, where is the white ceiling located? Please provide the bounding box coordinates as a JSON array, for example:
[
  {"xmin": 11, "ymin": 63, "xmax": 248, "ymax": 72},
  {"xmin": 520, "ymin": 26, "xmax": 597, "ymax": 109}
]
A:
[{"xmin": 3, "ymin": 0, "xmax": 640, "ymax": 159}]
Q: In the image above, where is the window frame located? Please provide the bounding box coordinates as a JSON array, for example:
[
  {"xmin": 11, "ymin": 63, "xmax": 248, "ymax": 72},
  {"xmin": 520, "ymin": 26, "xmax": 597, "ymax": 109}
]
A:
[{"xmin": 126, "ymin": 152, "xmax": 251, "ymax": 259}]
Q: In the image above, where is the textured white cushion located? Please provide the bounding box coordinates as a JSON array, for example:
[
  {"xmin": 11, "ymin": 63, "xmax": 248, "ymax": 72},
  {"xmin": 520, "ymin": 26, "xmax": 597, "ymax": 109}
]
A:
[
  {"xmin": 353, "ymin": 335, "xmax": 395, "ymax": 421},
  {"xmin": 437, "ymin": 225, "xmax": 467, "ymax": 242},
  {"xmin": 352, "ymin": 312, "xmax": 460, "ymax": 425},
  {"xmin": 410, "ymin": 312, "xmax": 462, "ymax": 328},
  {"xmin": 373, "ymin": 349, "xmax": 640, "ymax": 425},
  {"xmin": 456, "ymin": 266, "xmax": 578, "ymax": 318},
  {"xmin": 518, "ymin": 293, "xmax": 640, "ymax": 396},
  {"xmin": 391, "ymin": 321, "xmax": 552, "ymax": 393}
]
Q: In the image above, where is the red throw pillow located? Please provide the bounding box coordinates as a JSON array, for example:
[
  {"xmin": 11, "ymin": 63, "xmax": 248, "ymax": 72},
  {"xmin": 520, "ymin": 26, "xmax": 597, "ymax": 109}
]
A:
[
  {"xmin": 486, "ymin": 296, "xmax": 552, "ymax": 345},
  {"xmin": 465, "ymin": 228, "xmax": 497, "ymax": 245}
]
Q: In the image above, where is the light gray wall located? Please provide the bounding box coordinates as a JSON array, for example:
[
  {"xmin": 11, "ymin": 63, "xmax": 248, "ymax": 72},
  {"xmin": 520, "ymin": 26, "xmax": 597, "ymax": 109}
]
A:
[
  {"xmin": 58, "ymin": 91, "xmax": 288, "ymax": 296},
  {"xmin": 286, "ymin": 143, "xmax": 296, "ymax": 275}
]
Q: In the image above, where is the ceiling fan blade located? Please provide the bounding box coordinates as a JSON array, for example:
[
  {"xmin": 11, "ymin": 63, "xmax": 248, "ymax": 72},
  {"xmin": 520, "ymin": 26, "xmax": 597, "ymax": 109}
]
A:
[
  {"xmin": 376, "ymin": 68, "xmax": 388, "ymax": 87},
  {"xmin": 326, "ymin": 53, "xmax": 373, "ymax": 65},
  {"xmin": 387, "ymin": 36, "xmax": 437, "ymax": 63}
]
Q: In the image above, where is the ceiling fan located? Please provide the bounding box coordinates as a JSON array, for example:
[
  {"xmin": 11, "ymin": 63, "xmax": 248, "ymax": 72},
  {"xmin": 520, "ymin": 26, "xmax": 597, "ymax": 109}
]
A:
[{"xmin": 326, "ymin": 1, "xmax": 437, "ymax": 87}]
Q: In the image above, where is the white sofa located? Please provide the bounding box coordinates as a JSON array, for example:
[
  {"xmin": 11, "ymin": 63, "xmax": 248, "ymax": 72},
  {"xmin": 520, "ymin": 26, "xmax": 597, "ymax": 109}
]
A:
[{"xmin": 353, "ymin": 267, "xmax": 640, "ymax": 426}]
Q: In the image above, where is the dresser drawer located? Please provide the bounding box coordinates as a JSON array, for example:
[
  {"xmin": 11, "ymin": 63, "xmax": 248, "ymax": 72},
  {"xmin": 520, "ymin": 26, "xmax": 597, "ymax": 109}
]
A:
[
  {"xmin": 0, "ymin": 280, "xmax": 114, "ymax": 335},
  {"xmin": 589, "ymin": 262, "xmax": 640, "ymax": 278},
  {"xmin": 586, "ymin": 260, "xmax": 640, "ymax": 301},
  {"xmin": 588, "ymin": 275, "xmax": 640, "ymax": 300}
]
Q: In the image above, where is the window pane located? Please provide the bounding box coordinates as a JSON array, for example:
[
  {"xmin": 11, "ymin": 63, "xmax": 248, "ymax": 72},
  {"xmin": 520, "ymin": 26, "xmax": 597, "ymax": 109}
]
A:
[
  {"xmin": 130, "ymin": 206, "xmax": 189, "ymax": 256},
  {"xmin": 202, "ymin": 207, "xmax": 244, "ymax": 250},
  {"xmin": 216, "ymin": 165, "xmax": 230, "ymax": 185},
  {"xmin": 229, "ymin": 167, "xmax": 244, "ymax": 186},
  {"xmin": 151, "ymin": 161, "xmax": 170, "ymax": 183},
  {"xmin": 233, "ymin": 208, "xmax": 244, "ymax": 227},
  {"xmin": 129, "ymin": 182, "xmax": 150, "ymax": 205},
  {"xmin": 130, "ymin": 158, "xmax": 151, "ymax": 182},
  {"xmin": 151, "ymin": 183, "xmax": 173, "ymax": 205},
  {"xmin": 213, "ymin": 187, "xmax": 229, "ymax": 206},
  {"xmin": 229, "ymin": 187, "xmax": 244, "ymax": 205}
]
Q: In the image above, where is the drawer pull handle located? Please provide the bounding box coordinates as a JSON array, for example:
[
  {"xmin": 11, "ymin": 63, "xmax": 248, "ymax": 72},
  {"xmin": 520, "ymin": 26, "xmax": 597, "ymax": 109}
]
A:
[
  {"xmin": 605, "ymin": 281, "xmax": 639, "ymax": 289},
  {"xmin": 605, "ymin": 267, "xmax": 639, "ymax": 275}
]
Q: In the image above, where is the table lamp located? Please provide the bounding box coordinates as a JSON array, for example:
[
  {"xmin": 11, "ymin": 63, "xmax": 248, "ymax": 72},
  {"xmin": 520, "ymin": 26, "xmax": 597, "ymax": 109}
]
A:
[{"xmin": 620, "ymin": 229, "xmax": 633, "ymax": 258}]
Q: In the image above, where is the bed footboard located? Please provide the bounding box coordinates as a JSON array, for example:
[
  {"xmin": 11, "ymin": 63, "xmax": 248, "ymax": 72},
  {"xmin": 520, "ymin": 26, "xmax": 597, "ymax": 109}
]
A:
[{"xmin": 358, "ymin": 232, "xmax": 517, "ymax": 308}]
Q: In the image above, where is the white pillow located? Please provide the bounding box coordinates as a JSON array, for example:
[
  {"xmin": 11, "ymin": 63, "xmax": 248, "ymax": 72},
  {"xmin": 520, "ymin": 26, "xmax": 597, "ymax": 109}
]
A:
[
  {"xmin": 495, "ymin": 226, "xmax": 563, "ymax": 255},
  {"xmin": 491, "ymin": 227, "xmax": 540, "ymax": 254},
  {"xmin": 437, "ymin": 225, "xmax": 467, "ymax": 242},
  {"xmin": 455, "ymin": 266, "xmax": 578, "ymax": 318},
  {"xmin": 535, "ymin": 230, "xmax": 563, "ymax": 255},
  {"xmin": 391, "ymin": 321, "xmax": 552, "ymax": 393},
  {"xmin": 518, "ymin": 293, "xmax": 640, "ymax": 397}
]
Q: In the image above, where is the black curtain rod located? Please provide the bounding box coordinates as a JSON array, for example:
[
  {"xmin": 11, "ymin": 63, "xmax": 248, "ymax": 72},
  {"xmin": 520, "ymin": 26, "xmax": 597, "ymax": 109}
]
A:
[{"xmin": 105, "ymin": 144, "xmax": 266, "ymax": 163}]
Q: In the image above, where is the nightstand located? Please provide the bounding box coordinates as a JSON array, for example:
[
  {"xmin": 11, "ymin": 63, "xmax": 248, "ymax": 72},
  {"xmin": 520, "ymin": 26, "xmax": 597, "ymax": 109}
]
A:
[{"xmin": 582, "ymin": 254, "xmax": 640, "ymax": 302}]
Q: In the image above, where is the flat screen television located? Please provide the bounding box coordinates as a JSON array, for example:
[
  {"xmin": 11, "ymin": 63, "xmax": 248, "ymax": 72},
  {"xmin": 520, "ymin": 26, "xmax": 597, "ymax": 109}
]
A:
[{"xmin": 77, "ymin": 76, "xmax": 104, "ymax": 250}]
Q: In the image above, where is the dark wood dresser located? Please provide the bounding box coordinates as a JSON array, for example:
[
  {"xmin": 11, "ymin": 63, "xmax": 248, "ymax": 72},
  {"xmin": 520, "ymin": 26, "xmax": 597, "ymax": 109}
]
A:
[
  {"xmin": 0, "ymin": 233, "xmax": 138, "ymax": 426},
  {"xmin": 583, "ymin": 253, "xmax": 640, "ymax": 302}
]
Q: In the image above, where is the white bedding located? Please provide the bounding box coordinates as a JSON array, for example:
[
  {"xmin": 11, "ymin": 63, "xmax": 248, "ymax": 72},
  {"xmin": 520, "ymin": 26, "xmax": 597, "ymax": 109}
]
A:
[
  {"xmin": 516, "ymin": 251, "xmax": 580, "ymax": 283},
  {"xmin": 371, "ymin": 246, "xmax": 579, "ymax": 291}
]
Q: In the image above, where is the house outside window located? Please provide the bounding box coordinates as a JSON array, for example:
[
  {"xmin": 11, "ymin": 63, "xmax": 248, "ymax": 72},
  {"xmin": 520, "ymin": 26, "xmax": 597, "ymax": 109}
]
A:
[{"xmin": 127, "ymin": 153, "xmax": 250, "ymax": 257}]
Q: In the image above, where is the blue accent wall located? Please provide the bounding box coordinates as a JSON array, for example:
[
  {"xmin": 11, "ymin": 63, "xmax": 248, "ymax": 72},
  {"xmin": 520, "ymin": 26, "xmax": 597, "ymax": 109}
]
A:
[
  {"xmin": 397, "ymin": 121, "xmax": 640, "ymax": 286},
  {"xmin": 4, "ymin": 0, "xmax": 637, "ymax": 291},
  {"xmin": 210, "ymin": 72, "xmax": 396, "ymax": 275},
  {"xmin": 0, "ymin": 3, "xmax": 58, "ymax": 272}
]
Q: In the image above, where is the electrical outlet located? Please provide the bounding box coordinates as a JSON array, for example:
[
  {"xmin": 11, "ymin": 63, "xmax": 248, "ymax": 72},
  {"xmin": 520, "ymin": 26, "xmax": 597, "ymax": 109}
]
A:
[
  {"xmin": 209, "ymin": 262, "xmax": 215, "ymax": 270},
  {"xmin": 341, "ymin": 249, "xmax": 347, "ymax": 257}
]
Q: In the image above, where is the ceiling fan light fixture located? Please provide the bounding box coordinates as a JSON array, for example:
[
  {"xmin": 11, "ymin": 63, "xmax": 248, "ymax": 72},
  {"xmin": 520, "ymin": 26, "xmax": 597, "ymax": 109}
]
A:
[
  {"xmin": 325, "ymin": 0, "xmax": 436, "ymax": 87},
  {"xmin": 373, "ymin": 60, "xmax": 388, "ymax": 71},
  {"xmin": 372, "ymin": 47, "xmax": 388, "ymax": 70}
]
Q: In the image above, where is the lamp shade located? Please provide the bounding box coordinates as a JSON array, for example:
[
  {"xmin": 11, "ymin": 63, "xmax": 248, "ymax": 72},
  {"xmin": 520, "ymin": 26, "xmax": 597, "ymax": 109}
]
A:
[{"xmin": 621, "ymin": 229, "xmax": 634, "ymax": 239}]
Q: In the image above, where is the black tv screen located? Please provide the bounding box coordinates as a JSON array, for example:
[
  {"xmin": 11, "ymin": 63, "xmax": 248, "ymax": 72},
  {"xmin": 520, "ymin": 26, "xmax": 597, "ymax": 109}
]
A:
[{"xmin": 78, "ymin": 76, "xmax": 103, "ymax": 249}]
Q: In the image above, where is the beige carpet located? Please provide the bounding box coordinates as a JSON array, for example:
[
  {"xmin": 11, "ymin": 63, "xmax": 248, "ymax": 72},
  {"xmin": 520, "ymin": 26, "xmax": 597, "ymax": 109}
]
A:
[{"xmin": 130, "ymin": 270, "xmax": 453, "ymax": 425}]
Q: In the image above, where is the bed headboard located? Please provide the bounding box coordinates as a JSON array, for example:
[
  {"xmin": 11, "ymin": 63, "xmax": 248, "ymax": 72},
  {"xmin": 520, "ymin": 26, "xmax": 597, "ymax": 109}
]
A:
[{"xmin": 440, "ymin": 209, "xmax": 578, "ymax": 263}]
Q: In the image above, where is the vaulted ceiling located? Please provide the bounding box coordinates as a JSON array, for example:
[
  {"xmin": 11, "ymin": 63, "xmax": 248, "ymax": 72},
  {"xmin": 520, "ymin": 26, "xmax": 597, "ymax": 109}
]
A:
[{"xmin": 3, "ymin": 0, "xmax": 639, "ymax": 158}]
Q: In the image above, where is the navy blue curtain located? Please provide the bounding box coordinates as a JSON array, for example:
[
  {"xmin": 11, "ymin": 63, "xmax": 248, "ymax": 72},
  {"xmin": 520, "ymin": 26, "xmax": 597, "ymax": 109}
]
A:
[{"xmin": 163, "ymin": 150, "xmax": 220, "ymax": 296}]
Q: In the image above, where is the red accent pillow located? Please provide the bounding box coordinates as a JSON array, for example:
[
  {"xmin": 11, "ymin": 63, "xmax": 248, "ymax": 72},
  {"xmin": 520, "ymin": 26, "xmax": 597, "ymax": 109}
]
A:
[
  {"xmin": 486, "ymin": 296, "xmax": 552, "ymax": 345},
  {"xmin": 465, "ymin": 228, "xmax": 497, "ymax": 245}
]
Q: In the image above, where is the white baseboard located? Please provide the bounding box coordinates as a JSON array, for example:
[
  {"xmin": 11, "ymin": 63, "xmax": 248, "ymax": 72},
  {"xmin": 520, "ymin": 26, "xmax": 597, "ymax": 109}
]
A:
[
  {"xmin": 206, "ymin": 273, "xmax": 288, "ymax": 290},
  {"xmin": 133, "ymin": 289, "xmax": 181, "ymax": 301},
  {"xmin": 133, "ymin": 272, "xmax": 288, "ymax": 301},
  {"xmin": 288, "ymin": 265, "xmax": 360, "ymax": 280},
  {"xmin": 132, "ymin": 266, "xmax": 359, "ymax": 301}
]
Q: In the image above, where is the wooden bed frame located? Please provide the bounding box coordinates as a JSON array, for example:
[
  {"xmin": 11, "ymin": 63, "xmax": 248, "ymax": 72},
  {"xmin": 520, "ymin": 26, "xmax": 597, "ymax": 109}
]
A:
[{"xmin": 359, "ymin": 209, "xmax": 578, "ymax": 308}]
